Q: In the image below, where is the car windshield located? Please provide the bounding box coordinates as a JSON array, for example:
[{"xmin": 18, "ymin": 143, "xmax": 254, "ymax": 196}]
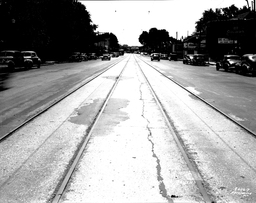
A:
[{"xmin": 22, "ymin": 53, "xmax": 31, "ymax": 56}]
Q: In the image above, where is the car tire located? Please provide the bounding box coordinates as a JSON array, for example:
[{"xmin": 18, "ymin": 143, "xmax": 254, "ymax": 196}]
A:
[
  {"xmin": 223, "ymin": 63, "xmax": 228, "ymax": 72},
  {"xmin": 8, "ymin": 62, "xmax": 15, "ymax": 72}
]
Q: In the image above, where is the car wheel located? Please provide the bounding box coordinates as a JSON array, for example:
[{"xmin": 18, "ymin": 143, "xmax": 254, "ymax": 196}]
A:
[
  {"xmin": 25, "ymin": 63, "xmax": 31, "ymax": 69},
  {"xmin": 8, "ymin": 62, "xmax": 15, "ymax": 72},
  {"xmin": 241, "ymin": 64, "xmax": 248, "ymax": 75},
  {"xmin": 223, "ymin": 64, "xmax": 228, "ymax": 71},
  {"xmin": 37, "ymin": 63, "xmax": 41, "ymax": 68}
]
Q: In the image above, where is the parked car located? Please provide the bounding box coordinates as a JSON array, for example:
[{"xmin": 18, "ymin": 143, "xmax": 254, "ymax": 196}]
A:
[
  {"xmin": 160, "ymin": 53, "xmax": 168, "ymax": 60},
  {"xmin": 88, "ymin": 53, "xmax": 97, "ymax": 60},
  {"xmin": 151, "ymin": 53, "xmax": 160, "ymax": 61},
  {"xmin": 236, "ymin": 54, "xmax": 256, "ymax": 75},
  {"xmin": 168, "ymin": 53, "xmax": 178, "ymax": 61},
  {"xmin": 79, "ymin": 53, "xmax": 88, "ymax": 61},
  {"xmin": 102, "ymin": 53, "xmax": 111, "ymax": 60},
  {"xmin": 69, "ymin": 52, "xmax": 83, "ymax": 62},
  {"xmin": 0, "ymin": 65, "xmax": 11, "ymax": 90},
  {"xmin": 216, "ymin": 55, "xmax": 241, "ymax": 72},
  {"xmin": 21, "ymin": 51, "xmax": 41, "ymax": 69},
  {"xmin": 183, "ymin": 54, "xmax": 194, "ymax": 64},
  {"xmin": 191, "ymin": 54, "xmax": 206, "ymax": 65},
  {"xmin": 0, "ymin": 50, "xmax": 24, "ymax": 71},
  {"xmin": 112, "ymin": 52, "xmax": 119, "ymax": 57}
]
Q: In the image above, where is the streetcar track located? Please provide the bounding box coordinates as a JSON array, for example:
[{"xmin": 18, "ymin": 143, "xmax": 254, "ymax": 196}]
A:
[
  {"xmin": 0, "ymin": 57, "xmax": 126, "ymax": 142},
  {"xmin": 51, "ymin": 54, "xmax": 215, "ymax": 203},
  {"xmin": 134, "ymin": 56, "xmax": 214, "ymax": 203},
  {"xmin": 2, "ymin": 54, "xmax": 251, "ymax": 202},
  {"xmin": 51, "ymin": 56, "xmax": 131, "ymax": 203},
  {"xmin": 138, "ymin": 56, "xmax": 256, "ymax": 137}
]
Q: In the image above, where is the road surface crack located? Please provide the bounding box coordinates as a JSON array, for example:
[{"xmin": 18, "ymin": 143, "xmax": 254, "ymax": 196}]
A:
[{"xmin": 138, "ymin": 74, "xmax": 173, "ymax": 203}]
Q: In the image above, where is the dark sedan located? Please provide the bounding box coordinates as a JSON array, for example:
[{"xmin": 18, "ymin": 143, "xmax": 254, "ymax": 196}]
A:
[
  {"xmin": 236, "ymin": 54, "xmax": 256, "ymax": 76},
  {"xmin": 216, "ymin": 55, "xmax": 241, "ymax": 72},
  {"xmin": 102, "ymin": 53, "xmax": 111, "ymax": 60},
  {"xmin": 151, "ymin": 53, "xmax": 160, "ymax": 61},
  {"xmin": 168, "ymin": 53, "xmax": 178, "ymax": 61},
  {"xmin": 21, "ymin": 51, "xmax": 41, "ymax": 69},
  {"xmin": 183, "ymin": 54, "xmax": 194, "ymax": 64}
]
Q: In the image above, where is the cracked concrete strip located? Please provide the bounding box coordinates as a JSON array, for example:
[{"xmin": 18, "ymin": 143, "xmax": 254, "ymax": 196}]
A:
[{"xmin": 60, "ymin": 56, "xmax": 205, "ymax": 203}]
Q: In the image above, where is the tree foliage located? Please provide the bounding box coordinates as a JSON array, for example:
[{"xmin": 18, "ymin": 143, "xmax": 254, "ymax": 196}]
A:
[
  {"xmin": 195, "ymin": 4, "xmax": 250, "ymax": 33},
  {"xmin": 0, "ymin": 0, "xmax": 99, "ymax": 60},
  {"xmin": 139, "ymin": 28, "xmax": 170, "ymax": 52}
]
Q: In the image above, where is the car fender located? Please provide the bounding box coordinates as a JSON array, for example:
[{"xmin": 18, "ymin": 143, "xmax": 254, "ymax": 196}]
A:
[
  {"xmin": 24, "ymin": 58, "xmax": 33, "ymax": 63},
  {"xmin": 24, "ymin": 59, "xmax": 33, "ymax": 68},
  {"xmin": 7, "ymin": 60, "xmax": 15, "ymax": 67}
]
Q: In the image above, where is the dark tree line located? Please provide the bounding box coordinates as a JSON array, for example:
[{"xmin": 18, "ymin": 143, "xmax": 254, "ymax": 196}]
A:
[
  {"xmin": 139, "ymin": 28, "xmax": 179, "ymax": 53},
  {"xmin": 195, "ymin": 4, "xmax": 251, "ymax": 34},
  {"xmin": 138, "ymin": 28, "xmax": 181, "ymax": 53},
  {"xmin": 0, "ymin": 0, "xmax": 119, "ymax": 61},
  {"xmin": 96, "ymin": 32, "xmax": 119, "ymax": 51}
]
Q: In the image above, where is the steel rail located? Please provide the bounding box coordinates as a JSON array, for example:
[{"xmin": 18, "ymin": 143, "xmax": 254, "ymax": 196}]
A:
[
  {"xmin": 138, "ymin": 56, "xmax": 256, "ymax": 137},
  {"xmin": 0, "ymin": 57, "xmax": 126, "ymax": 142},
  {"xmin": 51, "ymin": 55, "xmax": 131, "ymax": 203},
  {"xmin": 134, "ymin": 55, "xmax": 215, "ymax": 203}
]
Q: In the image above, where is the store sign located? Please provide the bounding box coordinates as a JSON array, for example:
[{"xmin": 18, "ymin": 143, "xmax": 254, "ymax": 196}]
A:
[
  {"xmin": 184, "ymin": 42, "xmax": 196, "ymax": 49},
  {"xmin": 218, "ymin": 38, "xmax": 237, "ymax": 44}
]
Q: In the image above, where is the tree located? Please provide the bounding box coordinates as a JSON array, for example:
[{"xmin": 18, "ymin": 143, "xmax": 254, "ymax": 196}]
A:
[
  {"xmin": 138, "ymin": 28, "xmax": 170, "ymax": 52},
  {"xmin": 195, "ymin": 4, "xmax": 250, "ymax": 33},
  {"xmin": 0, "ymin": 0, "xmax": 98, "ymax": 60},
  {"xmin": 139, "ymin": 31, "xmax": 149, "ymax": 46}
]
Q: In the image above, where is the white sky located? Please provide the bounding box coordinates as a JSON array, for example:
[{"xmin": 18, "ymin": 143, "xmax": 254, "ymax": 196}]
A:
[{"xmin": 81, "ymin": 0, "xmax": 247, "ymax": 46}]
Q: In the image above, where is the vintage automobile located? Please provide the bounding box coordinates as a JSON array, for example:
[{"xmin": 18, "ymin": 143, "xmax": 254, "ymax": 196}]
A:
[
  {"xmin": 88, "ymin": 53, "xmax": 97, "ymax": 60},
  {"xmin": 216, "ymin": 55, "xmax": 241, "ymax": 72},
  {"xmin": 160, "ymin": 53, "xmax": 168, "ymax": 60},
  {"xmin": 102, "ymin": 53, "xmax": 111, "ymax": 60},
  {"xmin": 0, "ymin": 65, "xmax": 11, "ymax": 90},
  {"xmin": 236, "ymin": 54, "xmax": 256, "ymax": 76},
  {"xmin": 191, "ymin": 54, "xmax": 206, "ymax": 65},
  {"xmin": 0, "ymin": 50, "xmax": 25, "ymax": 71},
  {"xmin": 183, "ymin": 54, "xmax": 194, "ymax": 64},
  {"xmin": 151, "ymin": 53, "xmax": 160, "ymax": 61},
  {"xmin": 69, "ymin": 52, "xmax": 83, "ymax": 62},
  {"xmin": 168, "ymin": 53, "xmax": 178, "ymax": 61},
  {"xmin": 111, "ymin": 52, "xmax": 120, "ymax": 57},
  {"xmin": 80, "ymin": 53, "xmax": 88, "ymax": 61},
  {"xmin": 21, "ymin": 51, "xmax": 41, "ymax": 68}
]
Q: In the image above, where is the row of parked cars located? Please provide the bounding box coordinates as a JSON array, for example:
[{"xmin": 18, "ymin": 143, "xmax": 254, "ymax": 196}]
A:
[
  {"xmin": 183, "ymin": 54, "xmax": 207, "ymax": 66},
  {"xmin": 216, "ymin": 54, "xmax": 256, "ymax": 76},
  {"xmin": 0, "ymin": 50, "xmax": 41, "ymax": 89},
  {"xmin": 69, "ymin": 51, "xmax": 122, "ymax": 62},
  {"xmin": 150, "ymin": 53, "xmax": 179, "ymax": 61},
  {"xmin": 182, "ymin": 53, "xmax": 256, "ymax": 76},
  {"xmin": 0, "ymin": 50, "xmax": 41, "ymax": 72},
  {"xmin": 68, "ymin": 52, "xmax": 98, "ymax": 62}
]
